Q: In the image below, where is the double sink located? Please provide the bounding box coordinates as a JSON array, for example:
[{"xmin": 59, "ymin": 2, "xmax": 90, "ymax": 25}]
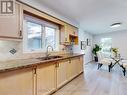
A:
[{"xmin": 36, "ymin": 55, "xmax": 63, "ymax": 61}]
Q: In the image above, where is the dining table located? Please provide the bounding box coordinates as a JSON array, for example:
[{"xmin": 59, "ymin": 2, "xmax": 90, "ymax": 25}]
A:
[{"xmin": 110, "ymin": 56, "xmax": 122, "ymax": 68}]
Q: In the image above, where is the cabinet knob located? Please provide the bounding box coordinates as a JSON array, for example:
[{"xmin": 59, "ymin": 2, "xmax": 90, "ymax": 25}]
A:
[
  {"xmin": 19, "ymin": 30, "xmax": 22, "ymax": 37},
  {"xmin": 55, "ymin": 64, "xmax": 58, "ymax": 68},
  {"xmin": 33, "ymin": 68, "xmax": 36, "ymax": 74},
  {"xmin": 55, "ymin": 63, "xmax": 59, "ymax": 68}
]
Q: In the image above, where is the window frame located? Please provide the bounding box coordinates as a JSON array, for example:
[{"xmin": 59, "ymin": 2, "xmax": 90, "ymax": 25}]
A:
[
  {"xmin": 100, "ymin": 38, "xmax": 112, "ymax": 57},
  {"xmin": 23, "ymin": 14, "xmax": 59, "ymax": 53}
]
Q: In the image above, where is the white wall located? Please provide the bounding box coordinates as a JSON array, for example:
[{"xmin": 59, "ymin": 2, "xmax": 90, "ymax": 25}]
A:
[
  {"xmin": 0, "ymin": 0, "xmax": 94, "ymax": 62},
  {"xmin": 73, "ymin": 28, "xmax": 93, "ymax": 64},
  {"xmin": 94, "ymin": 30, "xmax": 127, "ymax": 58}
]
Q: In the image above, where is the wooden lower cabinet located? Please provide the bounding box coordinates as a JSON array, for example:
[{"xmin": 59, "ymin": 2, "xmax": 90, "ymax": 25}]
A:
[
  {"xmin": 36, "ymin": 56, "xmax": 83, "ymax": 95},
  {"xmin": 0, "ymin": 56, "xmax": 84, "ymax": 95},
  {"xmin": 0, "ymin": 68, "xmax": 34, "ymax": 95},
  {"xmin": 71, "ymin": 57, "xmax": 80, "ymax": 77},
  {"xmin": 67, "ymin": 56, "xmax": 84, "ymax": 81},
  {"xmin": 36, "ymin": 62, "xmax": 56, "ymax": 95},
  {"xmin": 67, "ymin": 59, "xmax": 73, "ymax": 81},
  {"xmin": 78, "ymin": 56, "xmax": 84, "ymax": 74},
  {"xmin": 56, "ymin": 60, "xmax": 68, "ymax": 88}
]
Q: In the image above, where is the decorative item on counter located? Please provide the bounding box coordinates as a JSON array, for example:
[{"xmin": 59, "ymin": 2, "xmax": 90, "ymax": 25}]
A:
[
  {"xmin": 81, "ymin": 41, "xmax": 87, "ymax": 50},
  {"xmin": 92, "ymin": 44, "xmax": 102, "ymax": 62},
  {"xmin": 111, "ymin": 48, "xmax": 119, "ymax": 58},
  {"xmin": 9, "ymin": 48, "xmax": 17, "ymax": 54}
]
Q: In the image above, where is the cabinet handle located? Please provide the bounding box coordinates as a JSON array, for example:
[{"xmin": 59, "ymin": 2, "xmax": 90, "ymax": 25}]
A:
[
  {"xmin": 58, "ymin": 63, "xmax": 59, "ymax": 67},
  {"xmin": 33, "ymin": 68, "xmax": 36, "ymax": 74},
  {"xmin": 55, "ymin": 64, "xmax": 57, "ymax": 68},
  {"xmin": 55, "ymin": 63, "xmax": 59, "ymax": 68},
  {"xmin": 19, "ymin": 30, "xmax": 22, "ymax": 37}
]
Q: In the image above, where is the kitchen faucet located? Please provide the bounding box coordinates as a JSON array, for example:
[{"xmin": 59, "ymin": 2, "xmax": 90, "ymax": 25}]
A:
[{"xmin": 46, "ymin": 45, "xmax": 54, "ymax": 57}]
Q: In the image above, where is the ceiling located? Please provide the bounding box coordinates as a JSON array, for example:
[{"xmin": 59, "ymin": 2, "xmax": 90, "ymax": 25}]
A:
[{"xmin": 38, "ymin": 0, "xmax": 127, "ymax": 35}]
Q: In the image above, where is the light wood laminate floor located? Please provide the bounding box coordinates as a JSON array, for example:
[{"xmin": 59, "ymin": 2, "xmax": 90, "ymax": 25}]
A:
[{"xmin": 53, "ymin": 62, "xmax": 127, "ymax": 95}]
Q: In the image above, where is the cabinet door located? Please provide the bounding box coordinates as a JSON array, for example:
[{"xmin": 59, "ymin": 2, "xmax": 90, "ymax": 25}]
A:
[
  {"xmin": 67, "ymin": 24, "xmax": 73, "ymax": 36},
  {"xmin": 60, "ymin": 24, "xmax": 70, "ymax": 44},
  {"xmin": 67, "ymin": 25, "xmax": 78, "ymax": 36},
  {"xmin": 71, "ymin": 57, "xmax": 79, "ymax": 77},
  {"xmin": 67, "ymin": 59, "xmax": 76, "ymax": 81},
  {"xmin": 0, "ymin": 68, "xmax": 33, "ymax": 95},
  {"xmin": 56, "ymin": 60, "xmax": 68, "ymax": 88},
  {"xmin": 72, "ymin": 56, "xmax": 84, "ymax": 75},
  {"xmin": 79, "ymin": 56, "xmax": 84, "ymax": 73},
  {"xmin": 0, "ymin": 2, "xmax": 21, "ymax": 38},
  {"xmin": 73, "ymin": 27, "xmax": 78, "ymax": 36},
  {"xmin": 37, "ymin": 62, "xmax": 56, "ymax": 95}
]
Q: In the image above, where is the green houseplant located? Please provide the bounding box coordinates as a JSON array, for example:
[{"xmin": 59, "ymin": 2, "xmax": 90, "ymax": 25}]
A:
[{"xmin": 92, "ymin": 44, "xmax": 102, "ymax": 62}]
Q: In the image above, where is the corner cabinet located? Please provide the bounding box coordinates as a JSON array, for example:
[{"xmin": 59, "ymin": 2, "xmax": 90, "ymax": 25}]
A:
[
  {"xmin": 0, "ymin": 2, "xmax": 23, "ymax": 39},
  {"xmin": 60, "ymin": 24, "xmax": 79, "ymax": 45},
  {"xmin": 36, "ymin": 62, "xmax": 56, "ymax": 95},
  {"xmin": 0, "ymin": 68, "xmax": 34, "ymax": 95}
]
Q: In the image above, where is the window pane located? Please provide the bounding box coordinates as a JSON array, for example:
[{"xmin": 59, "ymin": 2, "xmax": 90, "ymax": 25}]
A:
[
  {"xmin": 27, "ymin": 21, "xmax": 42, "ymax": 50},
  {"xmin": 45, "ymin": 27, "xmax": 56, "ymax": 48},
  {"xmin": 101, "ymin": 38, "xmax": 112, "ymax": 57}
]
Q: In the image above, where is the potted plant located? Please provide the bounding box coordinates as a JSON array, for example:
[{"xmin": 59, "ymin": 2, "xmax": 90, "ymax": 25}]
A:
[
  {"xmin": 92, "ymin": 44, "xmax": 102, "ymax": 62},
  {"xmin": 111, "ymin": 48, "xmax": 118, "ymax": 58}
]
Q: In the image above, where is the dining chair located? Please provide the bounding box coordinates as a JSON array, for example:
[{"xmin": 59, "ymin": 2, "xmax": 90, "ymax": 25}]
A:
[
  {"xmin": 119, "ymin": 59, "xmax": 127, "ymax": 76},
  {"xmin": 97, "ymin": 51, "xmax": 113, "ymax": 72}
]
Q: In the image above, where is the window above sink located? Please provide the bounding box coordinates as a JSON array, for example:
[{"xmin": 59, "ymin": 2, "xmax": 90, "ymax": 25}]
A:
[{"xmin": 23, "ymin": 14, "xmax": 59, "ymax": 53}]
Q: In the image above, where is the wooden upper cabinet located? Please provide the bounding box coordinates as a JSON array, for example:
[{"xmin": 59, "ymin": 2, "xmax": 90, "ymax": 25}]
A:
[
  {"xmin": 73, "ymin": 27, "xmax": 78, "ymax": 36},
  {"xmin": 0, "ymin": 2, "xmax": 22, "ymax": 39},
  {"xmin": 60, "ymin": 23, "xmax": 79, "ymax": 45},
  {"xmin": 60, "ymin": 24, "xmax": 70, "ymax": 44},
  {"xmin": 0, "ymin": 68, "xmax": 34, "ymax": 95},
  {"xmin": 66, "ymin": 24, "xmax": 78, "ymax": 36}
]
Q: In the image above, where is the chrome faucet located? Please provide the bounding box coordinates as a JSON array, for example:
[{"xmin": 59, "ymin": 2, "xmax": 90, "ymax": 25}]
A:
[{"xmin": 45, "ymin": 45, "xmax": 54, "ymax": 57}]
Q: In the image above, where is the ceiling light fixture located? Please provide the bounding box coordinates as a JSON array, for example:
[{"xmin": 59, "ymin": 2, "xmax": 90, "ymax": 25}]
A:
[{"xmin": 110, "ymin": 23, "xmax": 122, "ymax": 28}]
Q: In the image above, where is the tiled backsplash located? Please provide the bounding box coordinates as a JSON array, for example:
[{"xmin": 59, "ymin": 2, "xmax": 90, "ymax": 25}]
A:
[{"xmin": 0, "ymin": 40, "xmax": 70, "ymax": 61}]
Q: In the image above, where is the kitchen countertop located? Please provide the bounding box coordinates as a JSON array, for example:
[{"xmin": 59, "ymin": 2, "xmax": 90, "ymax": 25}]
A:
[{"xmin": 0, "ymin": 53, "xmax": 84, "ymax": 73}]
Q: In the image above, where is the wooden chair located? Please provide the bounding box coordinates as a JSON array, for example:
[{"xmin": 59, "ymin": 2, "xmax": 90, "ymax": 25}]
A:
[{"xmin": 97, "ymin": 52, "xmax": 113, "ymax": 72}]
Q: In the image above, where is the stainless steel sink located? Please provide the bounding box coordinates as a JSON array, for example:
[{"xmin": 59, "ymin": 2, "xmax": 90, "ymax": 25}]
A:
[{"xmin": 36, "ymin": 56, "xmax": 63, "ymax": 61}]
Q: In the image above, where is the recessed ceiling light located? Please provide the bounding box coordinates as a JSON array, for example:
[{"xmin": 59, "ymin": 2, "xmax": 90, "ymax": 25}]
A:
[{"xmin": 110, "ymin": 23, "xmax": 122, "ymax": 28}]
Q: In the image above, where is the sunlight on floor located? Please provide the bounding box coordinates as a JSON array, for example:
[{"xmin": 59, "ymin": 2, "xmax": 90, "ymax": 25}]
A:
[{"xmin": 53, "ymin": 62, "xmax": 127, "ymax": 95}]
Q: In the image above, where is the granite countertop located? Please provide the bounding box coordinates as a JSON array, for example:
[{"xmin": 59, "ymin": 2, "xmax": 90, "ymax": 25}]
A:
[{"xmin": 0, "ymin": 53, "xmax": 84, "ymax": 73}]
